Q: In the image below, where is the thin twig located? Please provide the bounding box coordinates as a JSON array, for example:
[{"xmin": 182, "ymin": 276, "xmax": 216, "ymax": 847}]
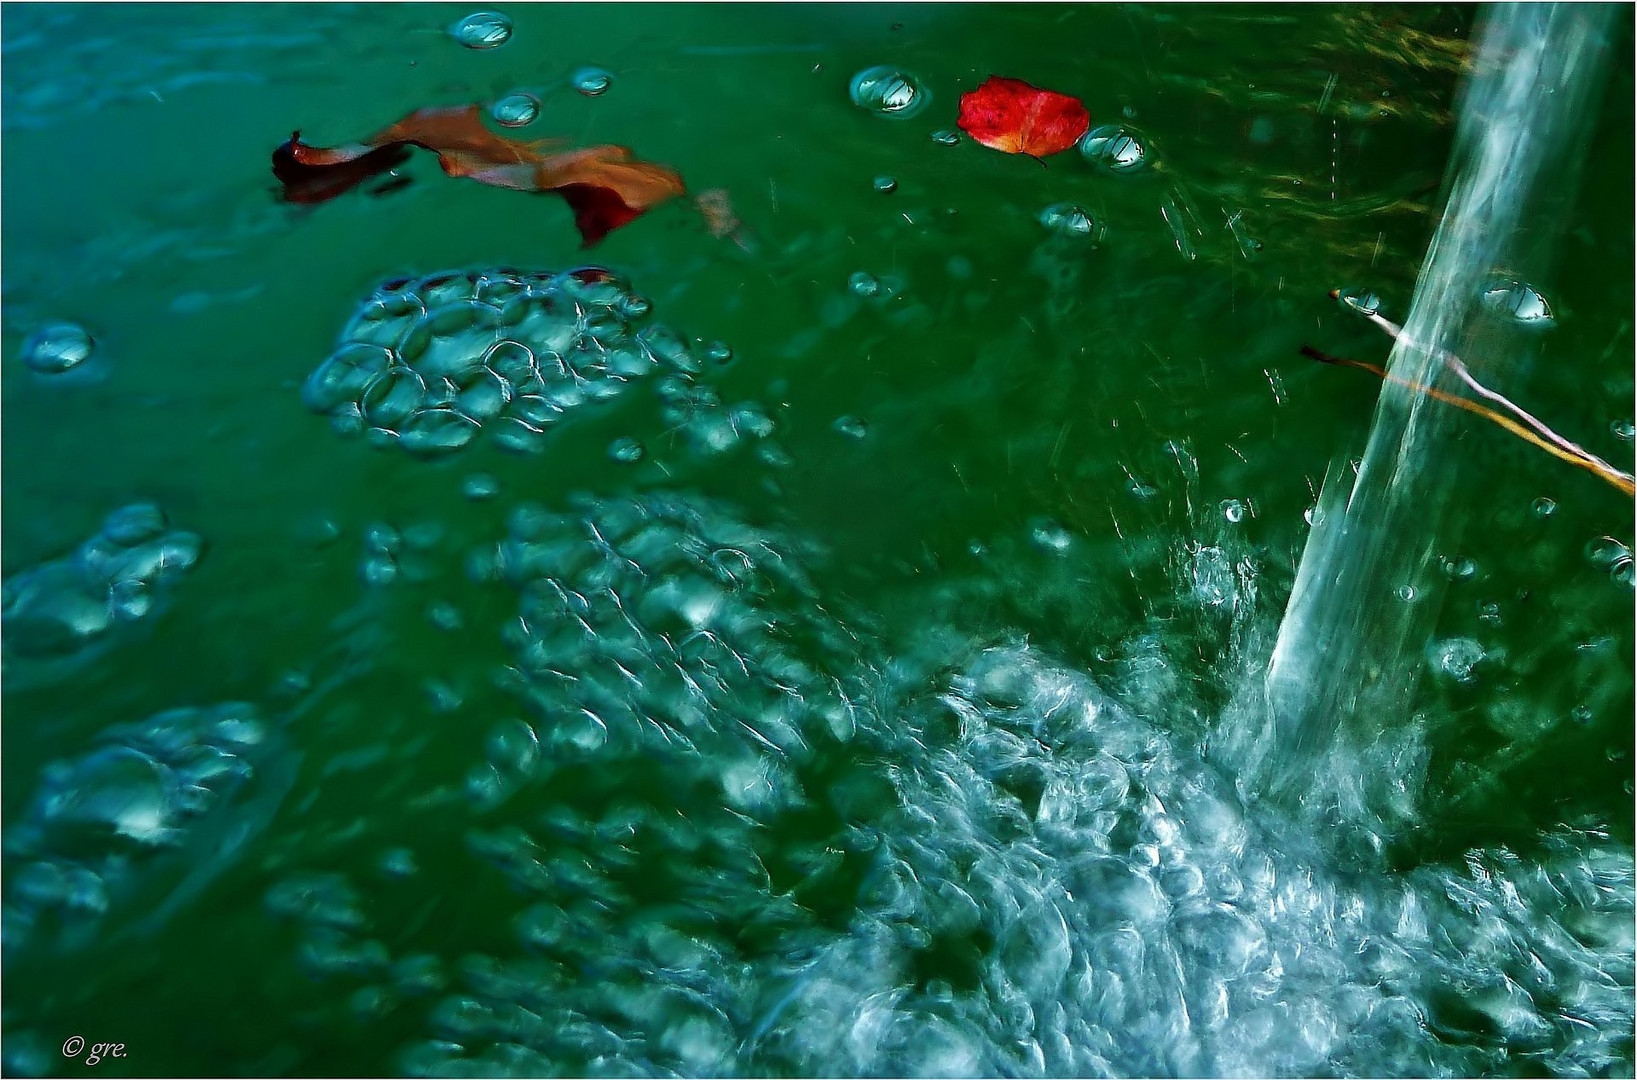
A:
[{"xmin": 1301, "ymin": 344, "xmax": 1635, "ymax": 498}]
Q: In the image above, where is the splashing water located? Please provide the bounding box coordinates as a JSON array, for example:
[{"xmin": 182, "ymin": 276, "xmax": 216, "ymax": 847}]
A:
[{"xmin": 1263, "ymin": 3, "xmax": 1618, "ymax": 817}]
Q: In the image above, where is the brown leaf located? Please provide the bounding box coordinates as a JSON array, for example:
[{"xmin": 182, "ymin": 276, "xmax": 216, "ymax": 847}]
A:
[{"xmin": 271, "ymin": 105, "xmax": 687, "ymax": 247}]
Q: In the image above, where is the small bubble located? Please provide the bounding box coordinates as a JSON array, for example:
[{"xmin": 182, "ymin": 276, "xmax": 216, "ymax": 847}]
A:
[
  {"xmin": 873, "ymin": 175, "xmax": 898, "ymax": 193},
  {"xmin": 1303, "ymin": 505, "xmax": 1324, "ymax": 526},
  {"xmin": 427, "ymin": 601, "xmax": 464, "ymax": 631},
  {"xmin": 1480, "ymin": 276, "xmax": 1553, "ymax": 325},
  {"xmin": 619, "ymin": 294, "xmax": 651, "ymax": 319},
  {"xmin": 1477, "ymin": 601, "xmax": 1502, "ymax": 624},
  {"xmin": 930, "ymin": 129, "xmax": 960, "ymax": 146},
  {"xmin": 848, "ymin": 271, "xmax": 880, "ymax": 298},
  {"xmin": 609, "ymin": 437, "xmax": 645, "ymax": 463},
  {"xmin": 1336, "ymin": 288, "xmax": 1381, "ymax": 316},
  {"xmin": 107, "ymin": 579, "xmax": 152, "ymax": 622},
  {"xmin": 1586, "ymin": 536, "xmax": 1634, "ymax": 584},
  {"xmin": 361, "ymin": 553, "xmax": 399, "ymax": 586},
  {"xmin": 1611, "ymin": 419, "xmax": 1635, "ymax": 443},
  {"xmin": 705, "ymin": 341, "xmax": 734, "ymax": 365},
  {"xmin": 22, "ymin": 322, "xmax": 94, "ymax": 374},
  {"xmin": 462, "ymin": 474, "xmax": 499, "ymax": 500},
  {"xmin": 490, "ymin": 91, "xmax": 540, "ymax": 127},
  {"xmin": 1128, "ymin": 478, "xmax": 1158, "ymax": 500},
  {"xmin": 449, "ymin": 11, "xmax": 512, "ymax": 49},
  {"xmin": 1039, "ymin": 202, "xmax": 1104, "ymax": 240},
  {"xmin": 1571, "ymin": 704, "xmax": 1594, "ymax": 725},
  {"xmin": 572, "ymin": 66, "xmax": 613, "ymax": 96},
  {"xmin": 1396, "ymin": 584, "xmax": 1417, "ymax": 602},
  {"xmin": 1220, "ymin": 499, "xmax": 1246, "ymax": 524},
  {"xmin": 1429, "ymin": 637, "xmax": 1484, "ymax": 682},
  {"xmin": 833, "ymin": 415, "xmax": 868, "ymax": 439},
  {"xmin": 1029, "ymin": 518, "xmax": 1075, "ymax": 554},
  {"xmin": 1531, "ymin": 497, "xmax": 1557, "ymax": 517},
  {"xmin": 1439, "ymin": 554, "xmax": 1477, "ymax": 580},
  {"xmin": 1079, "ymin": 124, "xmax": 1150, "ymax": 173},
  {"xmin": 848, "ymin": 65, "xmax": 927, "ymax": 118}
]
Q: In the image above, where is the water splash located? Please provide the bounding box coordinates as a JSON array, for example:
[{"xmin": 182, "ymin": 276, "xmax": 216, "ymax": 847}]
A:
[{"xmin": 1263, "ymin": 4, "xmax": 1617, "ymax": 814}]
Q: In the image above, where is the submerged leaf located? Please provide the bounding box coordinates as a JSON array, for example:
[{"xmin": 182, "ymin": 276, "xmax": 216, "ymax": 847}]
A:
[
  {"xmin": 271, "ymin": 105, "xmax": 687, "ymax": 246},
  {"xmin": 957, "ymin": 76, "xmax": 1090, "ymax": 158}
]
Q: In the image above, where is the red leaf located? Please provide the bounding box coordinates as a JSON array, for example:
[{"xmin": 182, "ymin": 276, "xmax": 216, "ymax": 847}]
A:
[
  {"xmin": 957, "ymin": 76, "xmax": 1090, "ymax": 158},
  {"xmin": 271, "ymin": 105, "xmax": 687, "ymax": 247}
]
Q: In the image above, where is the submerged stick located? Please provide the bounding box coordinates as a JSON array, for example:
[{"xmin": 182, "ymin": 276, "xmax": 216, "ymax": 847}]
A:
[{"xmin": 1300, "ymin": 344, "xmax": 1636, "ymax": 498}]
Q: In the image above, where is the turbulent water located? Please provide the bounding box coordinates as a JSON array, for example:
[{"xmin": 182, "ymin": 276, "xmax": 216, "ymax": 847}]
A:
[{"xmin": 2, "ymin": 5, "xmax": 1633, "ymax": 1078}]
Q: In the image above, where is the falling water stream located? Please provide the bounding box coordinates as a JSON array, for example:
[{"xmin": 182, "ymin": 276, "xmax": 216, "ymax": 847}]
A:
[{"xmin": 1264, "ymin": 2, "xmax": 1619, "ymax": 820}]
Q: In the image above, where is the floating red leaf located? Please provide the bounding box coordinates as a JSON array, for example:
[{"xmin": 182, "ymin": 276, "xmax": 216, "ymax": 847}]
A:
[
  {"xmin": 957, "ymin": 76, "xmax": 1090, "ymax": 158},
  {"xmin": 271, "ymin": 105, "xmax": 688, "ymax": 247}
]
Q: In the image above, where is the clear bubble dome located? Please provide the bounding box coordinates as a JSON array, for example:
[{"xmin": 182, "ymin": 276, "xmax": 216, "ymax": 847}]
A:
[
  {"xmin": 21, "ymin": 322, "xmax": 94, "ymax": 374},
  {"xmin": 848, "ymin": 65, "xmax": 928, "ymax": 118},
  {"xmin": 448, "ymin": 10, "xmax": 512, "ymax": 49},
  {"xmin": 490, "ymin": 91, "xmax": 540, "ymax": 127},
  {"xmin": 571, "ymin": 66, "xmax": 613, "ymax": 96},
  {"xmin": 1080, "ymin": 124, "xmax": 1151, "ymax": 173}
]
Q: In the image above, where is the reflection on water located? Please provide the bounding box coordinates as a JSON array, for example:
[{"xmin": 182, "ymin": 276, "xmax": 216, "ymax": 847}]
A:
[{"xmin": 2, "ymin": 3, "xmax": 1631, "ymax": 1077}]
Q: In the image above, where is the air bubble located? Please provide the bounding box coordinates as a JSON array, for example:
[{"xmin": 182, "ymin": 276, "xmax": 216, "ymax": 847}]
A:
[
  {"xmin": 705, "ymin": 341, "xmax": 734, "ymax": 365},
  {"xmin": 21, "ymin": 322, "xmax": 94, "ymax": 374},
  {"xmin": 1079, "ymin": 124, "xmax": 1150, "ymax": 173},
  {"xmin": 1586, "ymin": 537, "xmax": 1635, "ymax": 585},
  {"xmin": 1303, "ymin": 505, "xmax": 1325, "ymax": 527},
  {"xmin": 449, "ymin": 11, "xmax": 512, "ymax": 49},
  {"xmin": 400, "ymin": 408, "xmax": 480, "ymax": 457},
  {"xmin": 1396, "ymin": 584, "xmax": 1417, "ymax": 602},
  {"xmin": 463, "ymin": 474, "xmax": 500, "ymax": 500},
  {"xmin": 848, "ymin": 272, "xmax": 880, "ymax": 298},
  {"xmin": 1531, "ymin": 497, "xmax": 1556, "ymax": 517},
  {"xmin": 609, "ymin": 437, "xmax": 645, "ymax": 463},
  {"xmin": 848, "ymin": 66, "xmax": 927, "ymax": 118},
  {"xmin": 1481, "ymin": 277, "xmax": 1553, "ymax": 325},
  {"xmin": 572, "ymin": 66, "xmax": 613, "ymax": 96},
  {"xmin": 931, "ymin": 129, "xmax": 960, "ymax": 145},
  {"xmin": 1029, "ymin": 518, "xmax": 1075, "ymax": 554},
  {"xmin": 1039, "ymin": 202, "xmax": 1104, "ymax": 240},
  {"xmin": 1429, "ymin": 637, "xmax": 1485, "ymax": 682},
  {"xmin": 1221, "ymin": 499, "xmax": 1247, "ymax": 523},
  {"xmin": 873, "ymin": 175, "xmax": 898, "ymax": 193},
  {"xmin": 1438, "ymin": 555, "xmax": 1477, "ymax": 580},
  {"xmin": 1336, "ymin": 289, "xmax": 1382, "ymax": 316},
  {"xmin": 833, "ymin": 415, "xmax": 868, "ymax": 439},
  {"xmin": 490, "ymin": 92, "xmax": 540, "ymax": 127},
  {"xmin": 1611, "ymin": 419, "xmax": 1634, "ymax": 443}
]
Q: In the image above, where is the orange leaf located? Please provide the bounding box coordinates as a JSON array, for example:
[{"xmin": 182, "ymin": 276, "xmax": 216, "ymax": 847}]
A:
[
  {"xmin": 271, "ymin": 105, "xmax": 687, "ymax": 247},
  {"xmin": 957, "ymin": 76, "xmax": 1090, "ymax": 158}
]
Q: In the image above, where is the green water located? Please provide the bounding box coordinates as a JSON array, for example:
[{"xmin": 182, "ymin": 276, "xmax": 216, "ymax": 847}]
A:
[{"xmin": 3, "ymin": 4, "xmax": 1633, "ymax": 1077}]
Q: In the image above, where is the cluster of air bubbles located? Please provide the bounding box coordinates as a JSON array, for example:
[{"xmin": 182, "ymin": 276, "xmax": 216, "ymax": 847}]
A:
[
  {"xmin": 20, "ymin": 321, "xmax": 94, "ymax": 374},
  {"xmin": 475, "ymin": 494, "xmax": 861, "ymax": 807},
  {"xmin": 872, "ymin": 175, "xmax": 898, "ymax": 194},
  {"xmin": 1585, "ymin": 537, "xmax": 1635, "ymax": 586},
  {"xmin": 265, "ymin": 871, "xmax": 399, "ymax": 986},
  {"xmin": 7, "ymin": 703, "xmax": 275, "ymax": 956},
  {"xmin": 489, "ymin": 91, "xmax": 539, "ymax": 127},
  {"xmin": 930, "ymin": 128, "xmax": 961, "ymax": 146},
  {"xmin": 848, "ymin": 66, "xmax": 927, "ymax": 118},
  {"xmin": 305, "ymin": 268, "xmax": 725, "ymax": 459},
  {"xmin": 1481, "ymin": 276, "xmax": 1553, "ymax": 326},
  {"xmin": 571, "ymin": 66, "xmax": 613, "ymax": 96},
  {"xmin": 1079, "ymin": 124, "xmax": 1150, "ymax": 173},
  {"xmin": 448, "ymin": 10, "xmax": 511, "ymax": 49},
  {"xmin": 1429, "ymin": 636, "xmax": 1486, "ymax": 682},
  {"xmin": 1336, "ymin": 288, "xmax": 1382, "ymax": 316},
  {"xmin": 1038, "ymin": 202, "xmax": 1105, "ymax": 241},
  {"xmin": 2, "ymin": 504, "xmax": 201, "ymax": 664}
]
